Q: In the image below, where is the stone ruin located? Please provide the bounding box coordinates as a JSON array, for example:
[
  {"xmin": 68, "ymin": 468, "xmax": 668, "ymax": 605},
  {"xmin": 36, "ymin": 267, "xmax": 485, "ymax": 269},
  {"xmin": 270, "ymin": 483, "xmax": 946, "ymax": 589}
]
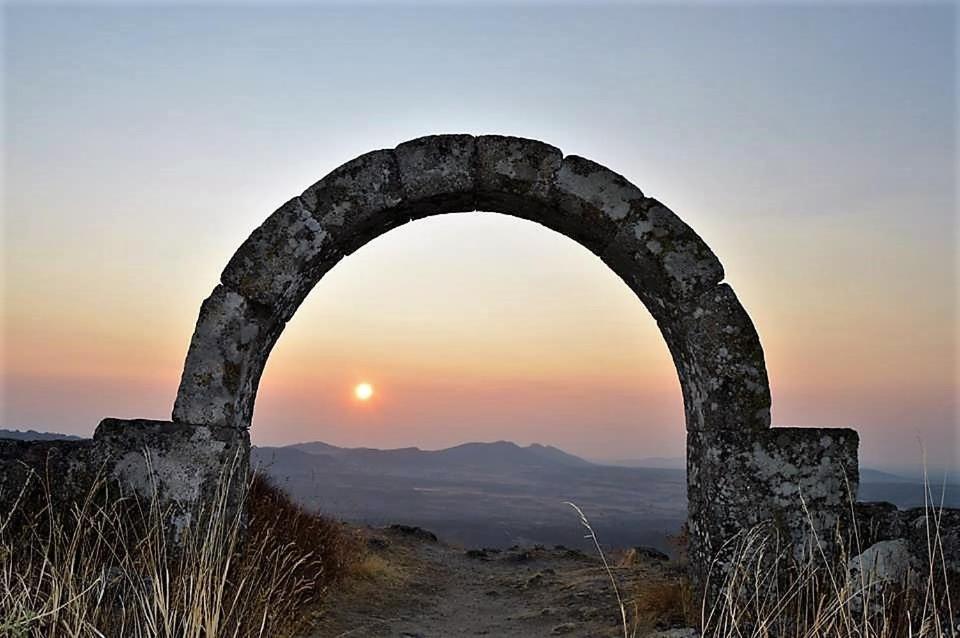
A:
[{"xmin": 1, "ymin": 134, "xmax": 955, "ymax": 606}]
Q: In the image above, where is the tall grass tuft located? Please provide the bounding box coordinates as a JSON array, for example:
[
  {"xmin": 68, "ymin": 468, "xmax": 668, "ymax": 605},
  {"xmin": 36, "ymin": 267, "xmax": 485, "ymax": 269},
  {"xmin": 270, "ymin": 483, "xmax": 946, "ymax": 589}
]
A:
[{"xmin": 0, "ymin": 457, "xmax": 361, "ymax": 637}]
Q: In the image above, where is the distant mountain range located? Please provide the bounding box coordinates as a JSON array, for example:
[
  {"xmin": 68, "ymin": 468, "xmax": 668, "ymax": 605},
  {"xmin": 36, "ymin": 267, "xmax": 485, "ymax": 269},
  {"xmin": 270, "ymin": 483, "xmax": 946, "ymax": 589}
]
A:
[
  {"xmin": 3, "ymin": 428, "xmax": 956, "ymax": 549},
  {"xmin": 252, "ymin": 438, "xmax": 687, "ymax": 551},
  {"xmin": 281, "ymin": 439, "xmax": 593, "ymax": 472}
]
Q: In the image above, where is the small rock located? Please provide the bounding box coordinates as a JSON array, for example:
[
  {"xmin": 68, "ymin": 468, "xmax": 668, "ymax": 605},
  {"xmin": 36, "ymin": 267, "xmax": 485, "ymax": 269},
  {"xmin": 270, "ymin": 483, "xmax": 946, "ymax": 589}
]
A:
[
  {"xmin": 847, "ymin": 538, "xmax": 921, "ymax": 615},
  {"xmin": 648, "ymin": 630, "xmax": 699, "ymax": 638},
  {"xmin": 848, "ymin": 539, "xmax": 919, "ymax": 587},
  {"xmin": 551, "ymin": 623, "xmax": 578, "ymax": 635}
]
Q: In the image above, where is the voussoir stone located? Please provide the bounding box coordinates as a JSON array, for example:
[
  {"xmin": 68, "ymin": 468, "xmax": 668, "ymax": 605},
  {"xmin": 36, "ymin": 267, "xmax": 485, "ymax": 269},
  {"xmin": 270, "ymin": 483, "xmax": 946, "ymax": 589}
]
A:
[
  {"xmin": 549, "ymin": 155, "xmax": 645, "ymax": 255},
  {"xmin": 173, "ymin": 285, "xmax": 280, "ymax": 428},
  {"xmin": 474, "ymin": 135, "xmax": 562, "ymax": 217},
  {"xmin": 660, "ymin": 283, "xmax": 770, "ymax": 432},
  {"xmin": 602, "ymin": 198, "xmax": 724, "ymax": 310},
  {"xmin": 221, "ymin": 196, "xmax": 342, "ymax": 317},
  {"xmin": 301, "ymin": 148, "xmax": 406, "ymax": 256},
  {"xmin": 395, "ymin": 134, "xmax": 477, "ymax": 215}
]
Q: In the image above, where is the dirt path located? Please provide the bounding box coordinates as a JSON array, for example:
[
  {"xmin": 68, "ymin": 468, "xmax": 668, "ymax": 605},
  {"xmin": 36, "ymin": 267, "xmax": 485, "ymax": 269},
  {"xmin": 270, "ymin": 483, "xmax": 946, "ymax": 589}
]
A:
[{"xmin": 309, "ymin": 526, "xmax": 682, "ymax": 637}]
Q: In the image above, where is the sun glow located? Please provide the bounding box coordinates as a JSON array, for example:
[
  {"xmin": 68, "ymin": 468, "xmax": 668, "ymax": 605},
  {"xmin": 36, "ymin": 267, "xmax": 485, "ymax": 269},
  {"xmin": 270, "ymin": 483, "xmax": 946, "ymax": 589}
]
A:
[{"xmin": 354, "ymin": 382, "xmax": 374, "ymax": 401}]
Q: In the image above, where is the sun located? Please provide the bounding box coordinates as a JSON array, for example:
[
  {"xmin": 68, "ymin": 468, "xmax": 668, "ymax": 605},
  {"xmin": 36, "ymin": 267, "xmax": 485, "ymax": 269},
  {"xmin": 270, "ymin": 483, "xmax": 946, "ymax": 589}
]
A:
[{"xmin": 354, "ymin": 382, "xmax": 374, "ymax": 401}]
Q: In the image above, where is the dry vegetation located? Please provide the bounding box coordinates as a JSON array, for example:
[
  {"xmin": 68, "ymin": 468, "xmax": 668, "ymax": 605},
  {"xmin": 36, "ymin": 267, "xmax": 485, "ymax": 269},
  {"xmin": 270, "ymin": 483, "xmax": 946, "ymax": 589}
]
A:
[
  {"xmin": 0, "ymin": 463, "xmax": 361, "ymax": 638},
  {"xmin": 1, "ymin": 456, "xmax": 956, "ymax": 638},
  {"xmin": 607, "ymin": 504, "xmax": 957, "ymax": 637}
]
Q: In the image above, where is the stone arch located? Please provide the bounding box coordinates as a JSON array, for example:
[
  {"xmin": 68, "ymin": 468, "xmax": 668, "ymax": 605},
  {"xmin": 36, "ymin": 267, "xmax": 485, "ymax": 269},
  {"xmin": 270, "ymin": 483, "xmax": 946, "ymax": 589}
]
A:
[
  {"xmin": 168, "ymin": 135, "xmax": 860, "ymax": 598},
  {"xmin": 173, "ymin": 134, "xmax": 771, "ymax": 437}
]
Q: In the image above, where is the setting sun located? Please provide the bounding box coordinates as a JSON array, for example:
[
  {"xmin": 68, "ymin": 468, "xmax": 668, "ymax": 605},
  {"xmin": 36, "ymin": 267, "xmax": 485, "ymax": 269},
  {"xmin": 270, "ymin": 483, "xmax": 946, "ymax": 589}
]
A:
[{"xmin": 354, "ymin": 382, "xmax": 374, "ymax": 401}]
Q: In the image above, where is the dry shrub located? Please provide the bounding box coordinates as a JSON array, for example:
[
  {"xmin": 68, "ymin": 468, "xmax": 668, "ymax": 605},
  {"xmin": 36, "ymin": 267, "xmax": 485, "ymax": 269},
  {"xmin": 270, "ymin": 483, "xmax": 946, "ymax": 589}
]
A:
[
  {"xmin": 246, "ymin": 473, "xmax": 362, "ymax": 596},
  {"xmin": 0, "ymin": 458, "xmax": 361, "ymax": 637},
  {"xmin": 629, "ymin": 578, "xmax": 692, "ymax": 632}
]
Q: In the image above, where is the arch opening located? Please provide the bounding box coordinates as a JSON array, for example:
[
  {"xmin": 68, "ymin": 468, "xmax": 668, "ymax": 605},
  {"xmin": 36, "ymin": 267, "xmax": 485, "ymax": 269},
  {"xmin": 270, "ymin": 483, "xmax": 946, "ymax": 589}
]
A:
[{"xmin": 250, "ymin": 211, "xmax": 686, "ymax": 461}]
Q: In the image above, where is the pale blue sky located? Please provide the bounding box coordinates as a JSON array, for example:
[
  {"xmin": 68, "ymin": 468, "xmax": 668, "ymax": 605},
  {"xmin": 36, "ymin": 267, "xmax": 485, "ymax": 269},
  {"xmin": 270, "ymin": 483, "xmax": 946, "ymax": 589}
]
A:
[{"xmin": 2, "ymin": 3, "xmax": 957, "ymax": 471}]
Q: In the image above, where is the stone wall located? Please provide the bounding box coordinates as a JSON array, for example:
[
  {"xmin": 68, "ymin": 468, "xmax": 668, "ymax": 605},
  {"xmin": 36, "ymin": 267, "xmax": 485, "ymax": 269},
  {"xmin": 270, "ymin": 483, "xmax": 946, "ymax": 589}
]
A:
[{"xmin": 0, "ymin": 419, "xmax": 248, "ymax": 543}]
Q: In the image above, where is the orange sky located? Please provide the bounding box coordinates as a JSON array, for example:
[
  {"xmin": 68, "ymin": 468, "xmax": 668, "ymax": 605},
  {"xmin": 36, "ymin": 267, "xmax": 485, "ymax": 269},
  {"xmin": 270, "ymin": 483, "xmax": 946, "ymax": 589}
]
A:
[{"xmin": 4, "ymin": 210, "xmax": 956, "ymax": 470}]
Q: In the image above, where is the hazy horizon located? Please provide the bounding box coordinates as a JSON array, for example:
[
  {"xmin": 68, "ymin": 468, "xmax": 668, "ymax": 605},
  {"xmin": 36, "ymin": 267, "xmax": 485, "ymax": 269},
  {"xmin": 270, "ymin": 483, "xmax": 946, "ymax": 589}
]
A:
[{"xmin": 3, "ymin": 4, "xmax": 957, "ymax": 471}]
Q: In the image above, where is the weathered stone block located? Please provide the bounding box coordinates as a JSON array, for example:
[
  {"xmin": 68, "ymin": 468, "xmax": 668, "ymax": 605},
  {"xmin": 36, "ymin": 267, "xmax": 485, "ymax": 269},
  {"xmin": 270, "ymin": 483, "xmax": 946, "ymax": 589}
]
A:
[
  {"xmin": 548, "ymin": 155, "xmax": 646, "ymax": 255},
  {"xmin": 660, "ymin": 284, "xmax": 770, "ymax": 432},
  {"xmin": 94, "ymin": 418, "xmax": 249, "ymax": 540},
  {"xmin": 0, "ymin": 438, "xmax": 95, "ymax": 522},
  {"xmin": 173, "ymin": 285, "xmax": 281, "ymax": 428},
  {"xmin": 602, "ymin": 198, "xmax": 724, "ymax": 308},
  {"xmin": 474, "ymin": 135, "xmax": 562, "ymax": 221},
  {"xmin": 688, "ymin": 426, "xmax": 859, "ymax": 588},
  {"xmin": 220, "ymin": 197, "xmax": 343, "ymax": 319},
  {"xmin": 395, "ymin": 134, "xmax": 477, "ymax": 215},
  {"xmin": 301, "ymin": 148, "xmax": 407, "ymax": 256}
]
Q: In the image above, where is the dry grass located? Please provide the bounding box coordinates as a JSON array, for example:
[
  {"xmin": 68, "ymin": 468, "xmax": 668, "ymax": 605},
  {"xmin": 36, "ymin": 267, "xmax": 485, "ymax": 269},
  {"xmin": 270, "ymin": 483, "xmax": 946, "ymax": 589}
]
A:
[
  {"xmin": 581, "ymin": 484, "xmax": 957, "ymax": 637},
  {"xmin": 629, "ymin": 578, "xmax": 691, "ymax": 632},
  {"xmin": 0, "ymin": 458, "xmax": 361, "ymax": 638}
]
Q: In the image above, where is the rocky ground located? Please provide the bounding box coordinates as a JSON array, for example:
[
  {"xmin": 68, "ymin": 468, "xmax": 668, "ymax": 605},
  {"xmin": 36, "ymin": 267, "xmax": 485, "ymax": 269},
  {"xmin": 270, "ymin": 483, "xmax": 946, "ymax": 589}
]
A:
[{"xmin": 309, "ymin": 525, "xmax": 692, "ymax": 638}]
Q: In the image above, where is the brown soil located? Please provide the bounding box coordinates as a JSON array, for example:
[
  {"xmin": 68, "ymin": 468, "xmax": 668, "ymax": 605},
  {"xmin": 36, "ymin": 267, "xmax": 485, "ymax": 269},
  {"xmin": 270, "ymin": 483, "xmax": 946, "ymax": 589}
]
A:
[{"xmin": 308, "ymin": 526, "xmax": 685, "ymax": 637}]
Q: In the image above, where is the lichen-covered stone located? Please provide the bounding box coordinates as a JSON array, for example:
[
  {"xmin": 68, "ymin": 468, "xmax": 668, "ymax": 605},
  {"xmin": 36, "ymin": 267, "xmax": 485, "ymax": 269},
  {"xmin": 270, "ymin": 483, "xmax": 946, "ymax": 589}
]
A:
[
  {"xmin": 221, "ymin": 197, "xmax": 343, "ymax": 318},
  {"xmin": 602, "ymin": 198, "xmax": 724, "ymax": 308},
  {"xmin": 687, "ymin": 426, "xmax": 859, "ymax": 591},
  {"xmin": 173, "ymin": 285, "xmax": 281, "ymax": 428},
  {"xmin": 547, "ymin": 155, "xmax": 646, "ymax": 255},
  {"xmin": 661, "ymin": 284, "xmax": 770, "ymax": 432},
  {"xmin": 94, "ymin": 418, "xmax": 249, "ymax": 541},
  {"xmin": 474, "ymin": 134, "xmax": 561, "ymax": 222},
  {"xmin": 848, "ymin": 539, "xmax": 919, "ymax": 587},
  {"xmin": 0, "ymin": 437, "xmax": 95, "ymax": 523},
  {"xmin": 395, "ymin": 134, "xmax": 477, "ymax": 215},
  {"xmin": 301, "ymin": 148, "xmax": 406, "ymax": 256}
]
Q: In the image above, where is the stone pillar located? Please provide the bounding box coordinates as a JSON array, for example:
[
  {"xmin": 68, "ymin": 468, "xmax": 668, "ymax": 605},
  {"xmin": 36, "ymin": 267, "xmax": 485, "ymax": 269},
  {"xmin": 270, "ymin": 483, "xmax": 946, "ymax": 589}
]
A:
[
  {"xmin": 93, "ymin": 418, "xmax": 250, "ymax": 543},
  {"xmin": 687, "ymin": 427, "xmax": 860, "ymax": 600}
]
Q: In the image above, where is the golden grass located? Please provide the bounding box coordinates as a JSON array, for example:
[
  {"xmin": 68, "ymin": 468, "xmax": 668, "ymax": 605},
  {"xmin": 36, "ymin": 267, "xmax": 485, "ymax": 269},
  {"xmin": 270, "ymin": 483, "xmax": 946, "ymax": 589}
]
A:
[{"xmin": 0, "ymin": 457, "xmax": 361, "ymax": 638}]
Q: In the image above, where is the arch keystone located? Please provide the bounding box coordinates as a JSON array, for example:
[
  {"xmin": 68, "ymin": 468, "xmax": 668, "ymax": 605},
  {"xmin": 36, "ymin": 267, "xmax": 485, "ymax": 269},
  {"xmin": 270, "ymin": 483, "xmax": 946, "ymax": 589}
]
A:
[{"xmin": 394, "ymin": 134, "xmax": 477, "ymax": 215}]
